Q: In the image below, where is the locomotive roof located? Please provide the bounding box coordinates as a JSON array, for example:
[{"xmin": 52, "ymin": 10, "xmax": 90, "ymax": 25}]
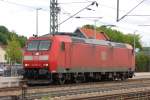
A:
[
  {"xmin": 70, "ymin": 37, "xmax": 132, "ymax": 49},
  {"xmin": 29, "ymin": 33, "xmax": 132, "ymax": 49}
]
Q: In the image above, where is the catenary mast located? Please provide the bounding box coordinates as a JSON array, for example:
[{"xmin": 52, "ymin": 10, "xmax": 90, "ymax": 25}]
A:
[{"xmin": 50, "ymin": 0, "xmax": 60, "ymax": 34}]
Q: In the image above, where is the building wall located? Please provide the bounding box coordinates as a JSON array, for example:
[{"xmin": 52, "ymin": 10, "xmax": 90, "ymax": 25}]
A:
[{"xmin": 0, "ymin": 46, "xmax": 6, "ymax": 63}]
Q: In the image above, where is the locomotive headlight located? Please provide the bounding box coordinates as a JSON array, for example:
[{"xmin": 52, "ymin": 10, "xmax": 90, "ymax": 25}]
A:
[
  {"xmin": 35, "ymin": 52, "xmax": 39, "ymax": 56},
  {"xmin": 24, "ymin": 64, "xmax": 29, "ymax": 66},
  {"xmin": 45, "ymin": 64, "xmax": 48, "ymax": 66},
  {"xmin": 43, "ymin": 63, "xmax": 48, "ymax": 66}
]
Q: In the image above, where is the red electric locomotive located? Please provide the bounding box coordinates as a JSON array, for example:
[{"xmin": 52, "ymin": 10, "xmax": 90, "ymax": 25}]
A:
[{"xmin": 23, "ymin": 32, "xmax": 135, "ymax": 84}]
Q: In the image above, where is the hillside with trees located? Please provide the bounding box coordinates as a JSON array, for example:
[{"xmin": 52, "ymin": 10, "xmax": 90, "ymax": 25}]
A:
[
  {"xmin": 0, "ymin": 25, "xmax": 27, "ymax": 64},
  {"xmin": 6, "ymin": 36, "xmax": 23, "ymax": 64},
  {"xmin": 0, "ymin": 26, "xmax": 27, "ymax": 47}
]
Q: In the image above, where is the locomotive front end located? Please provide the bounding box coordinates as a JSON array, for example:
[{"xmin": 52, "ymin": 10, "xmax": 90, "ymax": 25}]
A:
[{"xmin": 23, "ymin": 37, "xmax": 52, "ymax": 84}]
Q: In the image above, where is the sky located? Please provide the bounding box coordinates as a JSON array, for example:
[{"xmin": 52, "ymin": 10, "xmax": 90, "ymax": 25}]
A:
[{"xmin": 0, "ymin": 0, "xmax": 150, "ymax": 46}]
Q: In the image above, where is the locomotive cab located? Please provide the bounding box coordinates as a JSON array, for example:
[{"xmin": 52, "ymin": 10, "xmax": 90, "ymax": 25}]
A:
[{"xmin": 23, "ymin": 37, "xmax": 53, "ymax": 84}]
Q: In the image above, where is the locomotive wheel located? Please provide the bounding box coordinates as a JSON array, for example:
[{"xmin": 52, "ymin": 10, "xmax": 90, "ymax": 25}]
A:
[
  {"xmin": 74, "ymin": 77, "xmax": 82, "ymax": 83},
  {"xmin": 120, "ymin": 73, "xmax": 127, "ymax": 81},
  {"xmin": 74, "ymin": 75, "xmax": 85, "ymax": 83},
  {"xmin": 58, "ymin": 78, "xmax": 65, "ymax": 85},
  {"xmin": 121, "ymin": 77, "xmax": 125, "ymax": 81},
  {"xmin": 57, "ymin": 73, "xmax": 66, "ymax": 85},
  {"xmin": 121, "ymin": 76, "xmax": 127, "ymax": 81}
]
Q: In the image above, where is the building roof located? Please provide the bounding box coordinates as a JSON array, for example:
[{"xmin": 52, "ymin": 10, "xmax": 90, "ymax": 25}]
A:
[{"xmin": 75, "ymin": 28, "xmax": 110, "ymax": 40}]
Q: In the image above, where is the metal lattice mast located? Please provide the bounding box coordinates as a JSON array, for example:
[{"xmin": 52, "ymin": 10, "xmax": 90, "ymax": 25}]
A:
[{"xmin": 50, "ymin": 0, "xmax": 60, "ymax": 34}]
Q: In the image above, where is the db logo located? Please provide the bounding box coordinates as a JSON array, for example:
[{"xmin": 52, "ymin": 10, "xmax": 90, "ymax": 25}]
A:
[{"xmin": 101, "ymin": 51, "xmax": 107, "ymax": 61}]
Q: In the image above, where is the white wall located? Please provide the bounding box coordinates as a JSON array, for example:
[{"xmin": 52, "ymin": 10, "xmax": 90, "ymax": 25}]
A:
[{"xmin": 0, "ymin": 46, "xmax": 6, "ymax": 63}]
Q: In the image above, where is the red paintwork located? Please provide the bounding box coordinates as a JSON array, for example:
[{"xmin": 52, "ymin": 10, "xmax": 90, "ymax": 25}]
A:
[{"xmin": 23, "ymin": 35, "xmax": 135, "ymax": 73}]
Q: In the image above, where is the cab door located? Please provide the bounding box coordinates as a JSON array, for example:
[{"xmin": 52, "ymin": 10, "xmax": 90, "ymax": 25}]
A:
[
  {"xmin": 64, "ymin": 42, "xmax": 71, "ymax": 70},
  {"xmin": 59, "ymin": 41, "xmax": 71, "ymax": 70}
]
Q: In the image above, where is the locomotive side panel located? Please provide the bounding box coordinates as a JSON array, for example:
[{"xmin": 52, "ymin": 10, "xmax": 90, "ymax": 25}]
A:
[
  {"xmin": 69, "ymin": 42, "xmax": 114, "ymax": 72},
  {"xmin": 65, "ymin": 41, "xmax": 134, "ymax": 73},
  {"xmin": 97, "ymin": 45, "xmax": 113, "ymax": 67},
  {"xmin": 113, "ymin": 48, "xmax": 129, "ymax": 67},
  {"xmin": 70, "ymin": 43, "xmax": 95, "ymax": 70}
]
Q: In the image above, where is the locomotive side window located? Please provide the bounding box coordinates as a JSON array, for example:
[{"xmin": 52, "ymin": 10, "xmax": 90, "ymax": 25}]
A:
[
  {"xmin": 27, "ymin": 40, "xmax": 51, "ymax": 51},
  {"xmin": 39, "ymin": 40, "xmax": 51, "ymax": 50},
  {"xmin": 27, "ymin": 40, "xmax": 39, "ymax": 51},
  {"xmin": 61, "ymin": 42, "xmax": 65, "ymax": 51}
]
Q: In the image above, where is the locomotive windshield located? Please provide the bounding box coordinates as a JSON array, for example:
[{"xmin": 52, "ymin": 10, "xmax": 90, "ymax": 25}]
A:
[
  {"xmin": 27, "ymin": 40, "xmax": 51, "ymax": 51},
  {"xmin": 39, "ymin": 40, "xmax": 50, "ymax": 50}
]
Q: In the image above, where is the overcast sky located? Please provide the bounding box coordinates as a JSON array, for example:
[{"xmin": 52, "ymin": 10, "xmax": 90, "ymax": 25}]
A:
[{"xmin": 0, "ymin": 0, "xmax": 150, "ymax": 46}]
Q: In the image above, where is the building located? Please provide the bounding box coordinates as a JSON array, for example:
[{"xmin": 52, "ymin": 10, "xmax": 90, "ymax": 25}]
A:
[
  {"xmin": 0, "ymin": 45, "xmax": 6, "ymax": 63},
  {"xmin": 42, "ymin": 28, "xmax": 110, "ymax": 41},
  {"xmin": 74, "ymin": 28, "xmax": 110, "ymax": 40}
]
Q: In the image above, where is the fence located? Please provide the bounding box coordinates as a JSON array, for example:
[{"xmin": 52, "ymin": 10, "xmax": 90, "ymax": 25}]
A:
[{"xmin": 0, "ymin": 63, "xmax": 23, "ymax": 77}]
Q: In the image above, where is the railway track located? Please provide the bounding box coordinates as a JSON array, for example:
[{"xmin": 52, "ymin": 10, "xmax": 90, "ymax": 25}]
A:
[
  {"xmin": 73, "ymin": 90, "xmax": 150, "ymax": 100},
  {"xmin": 0, "ymin": 78, "xmax": 150, "ymax": 100},
  {"xmin": 0, "ymin": 78, "xmax": 148, "ymax": 95},
  {"xmin": 27, "ymin": 81, "xmax": 150, "ymax": 100}
]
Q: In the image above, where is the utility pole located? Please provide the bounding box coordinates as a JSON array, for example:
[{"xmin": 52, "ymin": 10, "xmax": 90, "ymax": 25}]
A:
[
  {"xmin": 50, "ymin": 0, "xmax": 60, "ymax": 34},
  {"xmin": 116, "ymin": 0, "xmax": 119, "ymax": 22},
  {"xmin": 133, "ymin": 30, "xmax": 137, "ymax": 57},
  {"xmin": 94, "ymin": 19, "xmax": 98, "ymax": 39},
  {"xmin": 36, "ymin": 8, "xmax": 42, "ymax": 36}
]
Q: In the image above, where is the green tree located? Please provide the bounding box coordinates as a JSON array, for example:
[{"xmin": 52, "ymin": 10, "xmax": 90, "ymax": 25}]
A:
[
  {"xmin": 0, "ymin": 26, "xmax": 9, "ymax": 44},
  {"xmin": 0, "ymin": 26, "xmax": 9, "ymax": 33},
  {"xmin": 0, "ymin": 32, "xmax": 7, "ymax": 44},
  {"xmin": 83, "ymin": 25, "xmax": 95, "ymax": 29},
  {"xmin": 0, "ymin": 26, "xmax": 27, "ymax": 47},
  {"xmin": 9, "ymin": 31, "xmax": 27, "ymax": 47},
  {"xmin": 136, "ymin": 52, "xmax": 150, "ymax": 72},
  {"xmin": 17, "ymin": 35, "xmax": 27, "ymax": 47},
  {"xmin": 6, "ymin": 36, "xmax": 23, "ymax": 64},
  {"xmin": 123, "ymin": 34, "xmax": 142, "ymax": 49}
]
